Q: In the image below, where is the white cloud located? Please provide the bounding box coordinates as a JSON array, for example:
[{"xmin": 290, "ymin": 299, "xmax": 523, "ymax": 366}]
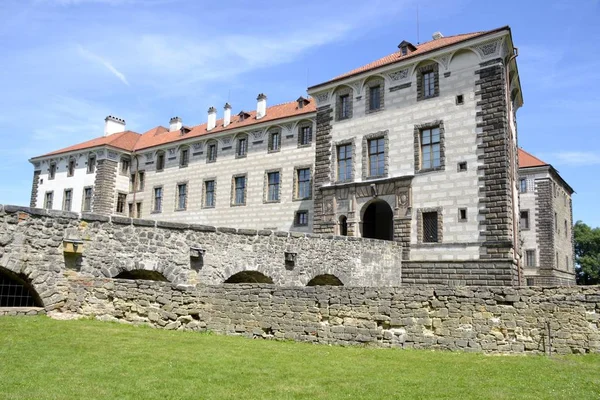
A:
[
  {"xmin": 77, "ymin": 45, "xmax": 129, "ymax": 86},
  {"xmin": 551, "ymin": 152, "xmax": 600, "ymax": 167}
]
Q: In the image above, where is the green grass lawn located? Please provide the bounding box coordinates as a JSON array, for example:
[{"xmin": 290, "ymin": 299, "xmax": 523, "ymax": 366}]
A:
[{"xmin": 0, "ymin": 316, "xmax": 599, "ymax": 400}]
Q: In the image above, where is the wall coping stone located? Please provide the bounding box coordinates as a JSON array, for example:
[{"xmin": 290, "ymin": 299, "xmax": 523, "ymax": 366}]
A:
[
  {"xmin": 132, "ymin": 218, "xmax": 156, "ymax": 227},
  {"xmin": 112, "ymin": 216, "xmax": 132, "ymax": 225},
  {"xmin": 216, "ymin": 227, "xmax": 237, "ymax": 234},
  {"xmin": 4, "ymin": 205, "xmax": 49, "ymax": 217},
  {"xmin": 189, "ymin": 224, "xmax": 217, "ymax": 232},
  {"xmin": 81, "ymin": 212, "xmax": 110, "ymax": 222},
  {"xmin": 157, "ymin": 220, "xmax": 190, "ymax": 230},
  {"xmin": 237, "ymin": 228, "xmax": 258, "ymax": 236},
  {"xmin": 47, "ymin": 209, "xmax": 79, "ymax": 219}
]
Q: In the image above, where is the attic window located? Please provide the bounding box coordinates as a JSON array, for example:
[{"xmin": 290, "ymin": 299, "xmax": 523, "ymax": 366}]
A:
[
  {"xmin": 238, "ymin": 111, "xmax": 250, "ymax": 121},
  {"xmin": 397, "ymin": 40, "xmax": 416, "ymax": 56},
  {"xmin": 401, "ymin": 46, "xmax": 408, "ymax": 56},
  {"xmin": 297, "ymin": 96, "xmax": 310, "ymax": 109}
]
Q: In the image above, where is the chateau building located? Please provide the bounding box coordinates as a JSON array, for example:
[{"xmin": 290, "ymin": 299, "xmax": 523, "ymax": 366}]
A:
[{"xmin": 28, "ymin": 25, "xmax": 575, "ymax": 286}]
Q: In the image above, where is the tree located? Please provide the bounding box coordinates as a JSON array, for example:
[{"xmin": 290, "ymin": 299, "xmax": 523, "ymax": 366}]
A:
[{"xmin": 574, "ymin": 221, "xmax": 600, "ymax": 285}]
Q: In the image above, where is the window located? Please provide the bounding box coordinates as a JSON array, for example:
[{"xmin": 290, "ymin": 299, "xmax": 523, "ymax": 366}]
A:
[
  {"xmin": 520, "ymin": 210, "xmax": 530, "ymax": 230},
  {"xmin": 296, "ymin": 168, "xmax": 310, "ymax": 199},
  {"xmin": 295, "ymin": 210, "xmax": 308, "ymax": 226},
  {"xmin": 116, "ymin": 193, "xmax": 127, "ymax": 214},
  {"xmin": 422, "ymin": 212, "xmax": 438, "ymax": 243},
  {"xmin": 400, "ymin": 46, "xmax": 408, "ymax": 56},
  {"xmin": 267, "ymin": 171, "xmax": 280, "ymax": 202},
  {"xmin": 556, "ymin": 252, "xmax": 559, "ymax": 269},
  {"xmin": 555, "ymin": 212, "xmax": 558, "ymax": 232},
  {"xmin": 207, "ymin": 142, "xmax": 217, "ymax": 162},
  {"xmin": 153, "ymin": 187, "xmax": 163, "ymax": 212},
  {"xmin": 299, "ymin": 126, "xmax": 312, "ymax": 146},
  {"xmin": 526, "ymin": 250, "xmax": 536, "ymax": 267},
  {"xmin": 87, "ymin": 155, "xmax": 96, "ymax": 173},
  {"xmin": 136, "ymin": 202, "xmax": 142, "ymax": 218},
  {"xmin": 234, "ymin": 176, "xmax": 246, "ymax": 205},
  {"xmin": 62, "ymin": 189, "xmax": 72, "ymax": 211},
  {"xmin": 369, "ymin": 85, "xmax": 381, "ymax": 111},
  {"xmin": 339, "ymin": 215, "xmax": 348, "ymax": 236},
  {"xmin": 458, "ymin": 208, "xmax": 467, "ymax": 222},
  {"xmin": 44, "ymin": 192, "xmax": 53, "ymax": 209},
  {"xmin": 368, "ymin": 137, "xmax": 385, "ymax": 177},
  {"xmin": 156, "ymin": 152, "xmax": 165, "ymax": 171},
  {"xmin": 458, "ymin": 162, "xmax": 467, "ymax": 172},
  {"xmin": 268, "ymin": 131, "xmax": 280, "ymax": 152},
  {"xmin": 423, "ymin": 71, "xmax": 435, "ymax": 98},
  {"xmin": 128, "ymin": 203, "xmax": 134, "ymax": 218},
  {"xmin": 236, "ymin": 136, "xmax": 247, "ymax": 158},
  {"xmin": 420, "ymin": 127, "xmax": 441, "ymax": 170},
  {"xmin": 565, "ymin": 255, "xmax": 569, "ymax": 271},
  {"xmin": 340, "ymin": 94, "xmax": 350, "ymax": 119},
  {"xmin": 456, "ymin": 94, "xmax": 464, "ymax": 105},
  {"xmin": 519, "ymin": 178, "xmax": 527, "ymax": 193},
  {"xmin": 130, "ymin": 173, "xmax": 136, "ymax": 193},
  {"xmin": 526, "ymin": 278, "xmax": 534, "ymax": 286},
  {"xmin": 180, "ymin": 148, "xmax": 189, "ymax": 167},
  {"xmin": 82, "ymin": 187, "xmax": 93, "ymax": 212},
  {"xmin": 565, "ymin": 220, "xmax": 568, "ymax": 237},
  {"xmin": 67, "ymin": 159, "xmax": 75, "ymax": 177},
  {"xmin": 120, "ymin": 158, "xmax": 130, "ymax": 175},
  {"xmin": 138, "ymin": 171, "xmax": 145, "ymax": 191},
  {"xmin": 337, "ymin": 144, "xmax": 352, "ymax": 181},
  {"xmin": 176, "ymin": 183, "xmax": 187, "ymax": 210},
  {"xmin": 204, "ymin": 180, "xmax": 215, "ymax": 208},
  {"xmin": 49, "ymin": 163, "xmax": 56, "ymax": 180}
]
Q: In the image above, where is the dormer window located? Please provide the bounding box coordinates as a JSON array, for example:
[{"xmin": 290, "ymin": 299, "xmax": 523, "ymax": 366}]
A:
[
  {"xmin": 397, "ymin": 40, "xmax": 416, "ymax": 56},
  {"xmin": 238, "ymin": 111, "xmax": 250, "ymax": 121},
  {"xmin": 296, "ymin": 96, "xmax": 310, "ymax": 109}
]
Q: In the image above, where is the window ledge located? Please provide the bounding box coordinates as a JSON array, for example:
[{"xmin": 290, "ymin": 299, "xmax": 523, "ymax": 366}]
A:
[
  {"xmin": 365, "ymin": 174, "xmax": 388, "ymax": 180},
  {"xmin": 366, "ymin": 107, "xmax": 384, "ymax": 114},
  {"xmin": 416, "ymin": 166, "xmax": 444, "ymax": 174},
  {"xmin": 151, "ymin": 210, "xmax": 162, "ymax": 214},
  {"xmin": 231, "ymin": 203, "xmax": 246, "ymax": 207},
  {"xmin": 179, "ymin": 165, "xmax": 188, "ymax": 169},
  {"xmin": 293, "ymin": 197, "xmax": 312, "ymax": 202},
  {"xmin": 235, "ymin": 154, "xmax": 247, "ymax": 159},
  {"xmin": 267, "ymin": 149, "xmax": 281, "ymax": 154},
  {"xmin": 202, "ymin": 205, "xmax": 215, "ymax": 209},
  {"xmin": 206, "ymin": 160, "xmax": 216, "ymax": 164},
  {"xmin": 264, "ymin": 200, "xmax": 281, "ymax": 204},
  {"xmin": 297, "ymin": 143, "xmax": 312, "ymax": 149}
]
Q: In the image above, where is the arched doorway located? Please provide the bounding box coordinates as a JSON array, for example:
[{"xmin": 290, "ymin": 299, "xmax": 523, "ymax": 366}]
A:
[
  {"xmin": 307, "ymin": 274, "xmax": 344, "ymax": 286},
  {"xmin": 361, "ymin": 200, "xmax": 394, "ymax": 241},
  {"xmin": 224, "ymin": 271, "xmax": 274, "ymax": 284},
  {"xmin": 339, "ymin": 215, "xmax": 348, "ymax": 236},
  {"xmin": 0, "ymin": 268, "xmax": 43, "ymax": 307},
  {"xmin": 114, "ymin": 270, "xmax": 169, "ymax": 282}
]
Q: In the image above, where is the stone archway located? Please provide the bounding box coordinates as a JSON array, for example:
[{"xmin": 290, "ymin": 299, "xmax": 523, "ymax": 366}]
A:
[
  {"xmin": 224, "ymin": 271, "xmax": 274, "ymax": 284},
  {"xmin": 114, "ymin": 270, "xmax": 169, "ymax": 282},
  {"xmin": 361, "ymin": 199, "xmax": 394, "ymax": 241},
  {"xmin": 307, "ymin": 274, "xmax": 344, "ymax": 286},
  {"xmin": 0, "ymin": 267, "xmax": 43, "ymax": 307}
]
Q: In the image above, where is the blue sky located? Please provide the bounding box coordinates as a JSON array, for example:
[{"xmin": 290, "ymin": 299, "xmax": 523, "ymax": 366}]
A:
[{"xmin": 1, "ymin": 0, "xmax": 599, "ymax": 226}]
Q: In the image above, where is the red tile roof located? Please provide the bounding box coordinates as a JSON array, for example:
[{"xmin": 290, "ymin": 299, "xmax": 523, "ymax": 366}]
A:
[
  {"xmin": 310, "ymin": 26, "xmax": 509, "ymax": 88},
  {"xmin": 32, "ymin": 99, "xmax": 316, "ymax": 159},
  {"xmin": 135, "ymin": 99, "xmax": 315, "ymax": 151},
  {"xmin": 37, "ymin": 130, "xmax": 141, "ymax": 158},
  {"xmin": 519, "ymin": 148, "xmax": 548, "ymax": 168}
]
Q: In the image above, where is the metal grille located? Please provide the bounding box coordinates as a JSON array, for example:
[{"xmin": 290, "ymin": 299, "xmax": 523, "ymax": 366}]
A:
[
  {"xmin": 0, "ymin": 274, "xmax": 39, "ymax": 307},
  {"xmin": 422, "ymin": 212, "xmax": 438, "ymax": 243}
]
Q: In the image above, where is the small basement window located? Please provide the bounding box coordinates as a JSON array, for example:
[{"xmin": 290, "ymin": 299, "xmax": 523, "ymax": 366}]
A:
[{"xmin": 458, "ymin": 162, "xmax": 467, "ymax": 172}]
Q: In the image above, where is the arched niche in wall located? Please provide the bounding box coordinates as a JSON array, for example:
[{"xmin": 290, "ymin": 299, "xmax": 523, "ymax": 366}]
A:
[
  {"xmin": 224, "ymin": 271, "xmax": 274, "ymax": 284},
  {"xmin": 0, "ymin": 267, "xmax": 44, "ymax": 307},
  {"xmin": 306, "ymin": 274, "xmax": 344, "ymax": 286}
]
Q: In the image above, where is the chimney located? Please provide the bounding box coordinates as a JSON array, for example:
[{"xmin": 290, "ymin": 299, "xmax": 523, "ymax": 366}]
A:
[
  {"xmin": 207, "ymin": 106, "xmax": 217, "ymax": 130},
  {"xmin": 169, "ymin": 116, "xmax": 182, "ymax": 132},
  {"xmin": 432, "ymin": 31, "xmax": 444, "ymax": 40},
  {"xmin": 223, "ymin": 103, "xmax": 232, "ymax": 127},
  {"xmin": 256, "ymin": 93, "xmax": 267, "ymax": 119},
  {"xmin": 104, "ymin": 115, "xmax": 126, "ymax": 137}
]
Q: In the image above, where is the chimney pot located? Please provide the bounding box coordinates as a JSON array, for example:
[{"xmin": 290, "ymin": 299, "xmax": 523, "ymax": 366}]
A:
[
  {"xmin": 223, "ymin": 103, "xmax": 232, "ymax": 128},
  {"xmin": 104, "ymin": 115, "xmax": 126, "ymax": 137},
  {"xmin": 207, "ymin": 107, "xmax": 217, "ymax": 130},
  {"xmin": 169, "ymin": 116, "xmax": 182, "ymax": 132},
  {"xmin": 256, "ymin": 93, "xmax": 267, "ymax": 119}
]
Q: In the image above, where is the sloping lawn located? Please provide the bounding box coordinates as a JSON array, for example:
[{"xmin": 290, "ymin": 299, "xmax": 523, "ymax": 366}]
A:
[{"xmin": 0, "ymin": 316, "xmax": 598, "ymax": 399}]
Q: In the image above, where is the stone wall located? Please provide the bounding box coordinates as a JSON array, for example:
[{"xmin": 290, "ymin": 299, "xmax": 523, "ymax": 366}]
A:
[
  {"xmin": 62, "ymin": 277, "xmax": 600, "ymax": 355},
  {"xmin": 0, "ymin": 204, "xmax": 402, "ymax": 294}
]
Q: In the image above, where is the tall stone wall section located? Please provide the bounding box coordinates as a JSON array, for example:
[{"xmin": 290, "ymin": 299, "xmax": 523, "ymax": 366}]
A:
[
  {"xmin": 92, "ymin": 159, "xmax": 117, "ymax": 215},
  {"xmin": 475, "ymin": 59, "xmax": 516, "ymax": 267},
  {"xmin": 29, "ymin": 170, "xmax": 40, "ymax": 208},
  {"xmin": 313, "ymin": 105, "xmax": 334, "ymax": 234},
  {"xmin": 0, "ymin": 204, "xmax": 402, "ymax": 290},
  {"xmin": 62, "ymin": 278, "xmax": 600, "ymax": 355}
]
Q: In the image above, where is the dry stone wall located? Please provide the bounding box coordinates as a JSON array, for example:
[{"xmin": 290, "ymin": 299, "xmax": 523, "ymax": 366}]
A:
[
  {"xmin": 0, "ymin": 204, "xmax": 402, "ymax": 297},
  {"xmin": 63, "ymin": 277, "xmax": 600, "ymax": 355}
]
